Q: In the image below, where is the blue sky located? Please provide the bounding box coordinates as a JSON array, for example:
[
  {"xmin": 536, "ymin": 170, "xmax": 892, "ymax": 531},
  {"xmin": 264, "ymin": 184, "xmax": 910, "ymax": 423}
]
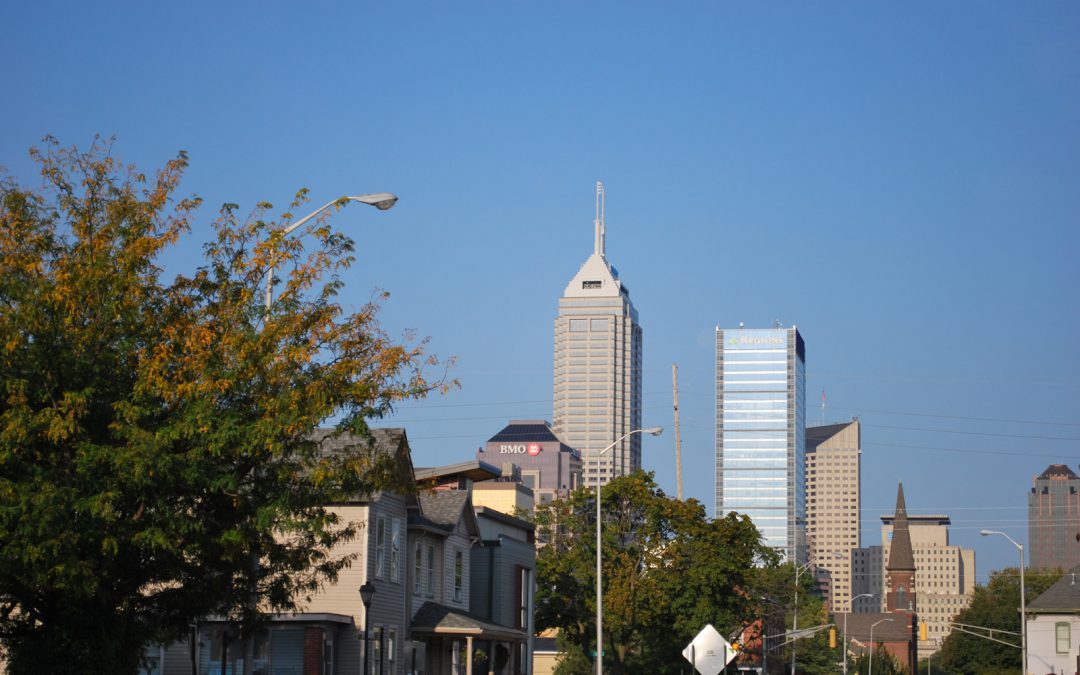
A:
[{"xmin": 3, "ymin": 2, "xmax": 1078, "ymax": 580}]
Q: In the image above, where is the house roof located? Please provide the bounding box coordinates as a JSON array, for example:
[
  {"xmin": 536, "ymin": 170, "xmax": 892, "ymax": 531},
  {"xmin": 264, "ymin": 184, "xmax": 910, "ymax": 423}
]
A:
[
  {"xmin": 887, "ymin": 482, "xmax": 916, "ymax": 572},
  {"xmin": 1028, "ymin": 567, "xmax": 1080, "ymax": 613},
  {"xmin": 311, "ymin": 427, "xmax": 416, "ymax": 501},
  {"xmin": 417, "ymin": 490, "xmax": 480, "ymax": 539},
  {"xmin": 410, "ymin": 601, "xmax": 526, "ymax": 641},
  {"xmin": 837, "ymin": 613, "xmax": 914, "ymax": 643}
]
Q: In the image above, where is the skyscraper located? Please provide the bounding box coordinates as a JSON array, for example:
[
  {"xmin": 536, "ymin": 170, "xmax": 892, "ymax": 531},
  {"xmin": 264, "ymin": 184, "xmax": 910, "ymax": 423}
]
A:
[
  {"xmin": 805, "ymin": 419, "xmax": 861, "ymax": 613},
  {"xmin": 553, "ymin": 183, "xmax": 643, "ymax": 488},
  {"xmin": 715, "ymin": 325, "xmax": 806, "ymax": 562},
  {"xmin": 1028, "ymin": 464, "xmax": 1080, "ymax": 570}
]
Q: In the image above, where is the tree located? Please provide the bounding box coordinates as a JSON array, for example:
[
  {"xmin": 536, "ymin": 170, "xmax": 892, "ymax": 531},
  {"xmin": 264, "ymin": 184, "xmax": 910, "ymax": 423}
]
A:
[
  {"xmin": 849, "ymin": 643, "xmax": 904, "ymax": 675},
  {"xmin": 935, "ymin": 567, "xmax": 1061, "ymax": 675},
  {"xmin": 0, "ymin": 139, "xmax": 447, "ymax": 673},
  {"xmin": 534, "ymin": 471, "xmax": 777, "ymax": 675}
]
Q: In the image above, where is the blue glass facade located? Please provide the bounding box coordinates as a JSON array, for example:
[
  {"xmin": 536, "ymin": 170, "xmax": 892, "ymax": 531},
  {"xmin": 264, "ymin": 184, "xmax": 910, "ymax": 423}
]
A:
[{"xmin": 715, "ymin": 327, "xmax": 806, "ymax": 562}]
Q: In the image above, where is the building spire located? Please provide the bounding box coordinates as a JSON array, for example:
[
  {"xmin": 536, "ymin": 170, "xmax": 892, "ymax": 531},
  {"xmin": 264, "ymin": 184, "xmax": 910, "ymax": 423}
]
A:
[
  {"xmin": 594, "ymin": 181, "xmax": 605, "ymax": 256},
  {"xmin": 887, "ymin": 481, "xmax": 916, "ymax": 571}
]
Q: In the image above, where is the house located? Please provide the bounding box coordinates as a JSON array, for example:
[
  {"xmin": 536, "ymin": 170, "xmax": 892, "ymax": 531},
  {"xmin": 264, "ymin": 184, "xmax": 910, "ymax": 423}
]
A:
[{"xmin": 1026, "ymin": 565, "xmax": 1080, "ymax": 675}]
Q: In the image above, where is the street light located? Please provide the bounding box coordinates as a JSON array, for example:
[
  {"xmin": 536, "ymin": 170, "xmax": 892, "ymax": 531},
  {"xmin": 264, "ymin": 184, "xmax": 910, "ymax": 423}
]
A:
[
  {"xmin": 792, "ymin": 553, "xmax": 841, "ymax": 675},
  {"xmin": 359, "ymin": 581, "xmax": 376, "ymax": 675},
  {"xmin": 982, "ymin": 529, "xmax": 1026, "ymax": 675},
  {"xmin": 868, "ymin": 618, "xmax": 893, "ymax": 675},
  {"xmin": 595, "ymin": 426, "xmax": 663, "ymax": 675},
  {"xmin": 264, "ymin": 192, "xmax": 398, "ymax": 308},
  {"xmin": 843, "ymin": 593, "xmax": 874, "ymax": 675}
]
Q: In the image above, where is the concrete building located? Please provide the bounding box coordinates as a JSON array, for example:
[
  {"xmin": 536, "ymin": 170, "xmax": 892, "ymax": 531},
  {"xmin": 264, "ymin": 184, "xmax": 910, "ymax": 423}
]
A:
[
  {"xmin": 1029, "ymin": 464, "xmax": 1080, "ymax": 570},
  {"xmin": 553, "ymin": 183, "xmax": 643, "ymax": 488},
  {"xmin": 715, "ymin": 325, "xmax": 806, "ymax": 562},
  {"xmin": 476, "ymin": 420, "xmax": 582, "ymax": 510},
  {"xmin": 805, "ymin": 420, "xmax": 861, "ymax": 613},
  {"xmin": 850, "ymin": 490, "xmax": 975, "ymax": 661}
]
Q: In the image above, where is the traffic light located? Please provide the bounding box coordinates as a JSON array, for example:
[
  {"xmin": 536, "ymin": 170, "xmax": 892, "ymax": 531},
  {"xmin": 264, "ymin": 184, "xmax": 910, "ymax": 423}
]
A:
[
  {"xmin": 731, "ymin": 641, "xmax": 741, "ymax": 653},
  {"xmin": 919, "ymin": 623, "xmax": 928, "ymax": 641},
  {"xmin": 829, "ymin": 628, "xmax": 837, "ymax": 649}
]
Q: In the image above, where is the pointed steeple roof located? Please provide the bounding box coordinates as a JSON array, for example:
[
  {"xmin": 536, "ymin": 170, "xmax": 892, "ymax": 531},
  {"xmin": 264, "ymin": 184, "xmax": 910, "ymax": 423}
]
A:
[
  {"xmin": 887, "ymin": 481, "xmax": 916, "ymax": 571},
  {"xmin": 562, "ymin": 181, "xmax": 628, "ymax": 299}
]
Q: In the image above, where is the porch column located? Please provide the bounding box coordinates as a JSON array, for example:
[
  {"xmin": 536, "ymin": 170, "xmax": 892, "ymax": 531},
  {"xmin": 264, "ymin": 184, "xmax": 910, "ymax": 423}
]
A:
[{"xmin": 466, "ymin": 636, "xmax": 474, "ymax": 674}]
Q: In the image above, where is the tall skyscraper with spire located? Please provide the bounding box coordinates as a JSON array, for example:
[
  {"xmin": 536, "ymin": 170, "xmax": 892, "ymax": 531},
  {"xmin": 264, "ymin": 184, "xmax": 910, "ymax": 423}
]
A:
[{"xmin": 553, "ymin": 182, "xmax": 643, "ymax": 488}]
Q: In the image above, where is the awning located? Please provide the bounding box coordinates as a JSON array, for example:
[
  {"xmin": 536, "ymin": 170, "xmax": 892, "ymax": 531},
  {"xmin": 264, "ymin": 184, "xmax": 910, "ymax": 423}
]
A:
[{"xmin": 410, "ymin": 602, "xmax": 525, "ymax": 642}]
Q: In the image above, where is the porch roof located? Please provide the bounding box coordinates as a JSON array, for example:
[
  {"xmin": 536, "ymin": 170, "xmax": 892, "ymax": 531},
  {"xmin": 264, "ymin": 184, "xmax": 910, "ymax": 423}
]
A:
[{"xmin": 410, "ymin": 601, "xmax": 525, "ymax": 642}]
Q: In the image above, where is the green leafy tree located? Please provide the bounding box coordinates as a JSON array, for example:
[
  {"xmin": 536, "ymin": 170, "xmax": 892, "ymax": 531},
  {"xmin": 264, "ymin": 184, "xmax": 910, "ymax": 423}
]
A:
[
  {"xmin": 0, "ymin": 139, "xmax": 447, "ymax": 673},
  {"xmin": 535, "ymin": 471, "xmax": 777, "ymax": 675},
  {"xmin": 849, "ymin": 643, "xmax": 904, "ymax": 675},
  {"xmin": 935, "ymin": 567, "xmax": 1061, "ymax": 675}
]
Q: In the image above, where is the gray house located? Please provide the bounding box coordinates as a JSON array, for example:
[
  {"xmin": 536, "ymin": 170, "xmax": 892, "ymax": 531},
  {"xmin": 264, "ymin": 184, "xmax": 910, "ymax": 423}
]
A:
[{"xmin": 1027, "ymin": 566, "xmax": 1080, "ymax": 675}]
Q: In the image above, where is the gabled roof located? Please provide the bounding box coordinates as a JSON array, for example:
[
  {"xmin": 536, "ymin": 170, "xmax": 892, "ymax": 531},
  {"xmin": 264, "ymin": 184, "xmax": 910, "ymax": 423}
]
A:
[
  {"xmin": 311, "ymin": 427, "xmax": 416, "ymax": 502},
  {"xmin": 1029, "ymin": 566, "xmax": 1080, "ymax": 613},
  {"xmin": 410, "ymin": 601, "xmax": 525, "ymax": 641},
  {"xmin": 887, "ymin": 482, "xmax": 916, "ymax": 572},
  {"xmin": 417, "ymin": 490, "xmax": 480, "ymax": 539}
]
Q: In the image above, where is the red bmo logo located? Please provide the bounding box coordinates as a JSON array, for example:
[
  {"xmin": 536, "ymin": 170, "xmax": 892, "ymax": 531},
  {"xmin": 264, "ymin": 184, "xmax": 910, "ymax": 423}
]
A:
[{"xmin": 527, "ymin": 443, "xmax": 542, "ymax": 456}]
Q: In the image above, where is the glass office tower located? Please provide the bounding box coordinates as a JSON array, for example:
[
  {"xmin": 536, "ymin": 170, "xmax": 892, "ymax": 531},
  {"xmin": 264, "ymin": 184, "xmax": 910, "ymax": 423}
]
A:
[{"xmin": 715, "ymin": 326, "xmax": 806, "ymax": 562}]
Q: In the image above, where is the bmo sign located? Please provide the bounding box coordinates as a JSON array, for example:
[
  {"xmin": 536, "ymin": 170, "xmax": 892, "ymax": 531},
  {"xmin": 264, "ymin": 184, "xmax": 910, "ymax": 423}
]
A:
[{"xmin": 500, "ymin": 443, "xmax": 543, "ymax": 456}]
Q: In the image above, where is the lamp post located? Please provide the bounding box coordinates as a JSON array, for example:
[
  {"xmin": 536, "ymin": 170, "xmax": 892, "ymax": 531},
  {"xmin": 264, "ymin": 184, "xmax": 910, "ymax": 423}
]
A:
[
  {"xmin": 868, "ymin": 618, "xmax": 893, "ymax": 675},
  {"xmin": 792, "ymin": 553, "xmax": 841, "ymax": 675},
  {"xmin": 595, "ymin": 426, "xmax": 663, "ymax": 675},
  {"xmin": 359, "ymin": 581, "xmax": 376, "ymax": 675},
  {"xmin": 842, "ymin": 593, "xmax": 874, "ymax": 675},
  {"xmin": 982, "ymin": 529, "xmax": 1026, "ymax": 675},
  {"xmin": 264, "ymin": 192, "xmax": 398, "ymax": 309}
]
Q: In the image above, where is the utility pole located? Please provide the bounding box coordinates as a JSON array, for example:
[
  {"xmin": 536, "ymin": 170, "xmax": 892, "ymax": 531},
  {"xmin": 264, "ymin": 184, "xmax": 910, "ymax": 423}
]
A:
[{"xmin": 672, "ymin": 363, "xmax": 683, "ymax": 500}]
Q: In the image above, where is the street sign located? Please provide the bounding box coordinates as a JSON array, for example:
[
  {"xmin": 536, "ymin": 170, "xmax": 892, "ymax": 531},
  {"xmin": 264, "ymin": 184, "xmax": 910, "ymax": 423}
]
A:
[{"xmin": 682, "ymin": 624, "xmax": 736, "ymax": 675}]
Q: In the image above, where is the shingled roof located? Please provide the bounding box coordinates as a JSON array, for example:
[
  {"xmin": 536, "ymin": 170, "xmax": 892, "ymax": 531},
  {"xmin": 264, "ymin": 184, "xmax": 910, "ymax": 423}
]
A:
[
  {"xmin": 417, "ymin": 489, "xmax": 479, "ymax": 539},
  {"xmin": 1028, "ymin": 566, "xmax": 1080, "ymax": 613},
  {"xmin": 410, "ymin": 601, "xmax": 525, "ymax": 641},
  {"xmin": 887, "ymin": 482, "xmax": 916, "ymax": 572}
]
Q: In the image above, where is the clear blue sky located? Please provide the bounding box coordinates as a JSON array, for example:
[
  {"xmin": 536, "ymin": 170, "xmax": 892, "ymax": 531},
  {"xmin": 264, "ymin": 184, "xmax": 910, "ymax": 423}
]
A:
[{"xmin": 3, "ymin": 2, "xmax": 1078, "ymax": 580}]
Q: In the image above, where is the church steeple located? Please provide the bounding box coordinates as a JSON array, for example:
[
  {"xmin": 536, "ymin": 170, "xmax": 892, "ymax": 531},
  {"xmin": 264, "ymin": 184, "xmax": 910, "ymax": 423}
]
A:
[{"xmin": 888, "ymin": 481, "xmax": 916, "ymax": 572}]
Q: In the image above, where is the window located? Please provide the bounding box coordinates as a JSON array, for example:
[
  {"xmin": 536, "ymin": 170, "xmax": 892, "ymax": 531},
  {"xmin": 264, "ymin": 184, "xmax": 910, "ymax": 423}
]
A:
[
  {"xmin": 582, "ymin": 280, "xmax": 602, "ymax": 289},
  {"xmin": 375, "ymin": 515, "xmax": 387, "ymax": 578},
  {"xmin": 414, "ymin": 541, "xmax": 423, "ymax": 594},
  {"xmin": 390, "ymin": 518, "xmax": 401, "ymax": 582},
  {"xmin": 569, "ymin": 319, "xmax": 587, "ymax": 331},
  {"xmin": 425, "ymin": 544, "xmax": 436, "ymax": 598},
  {"xmin": 517, "ymin": 567, "xmax": 531, "ymax": 628},
  {"xmin": 454, "ymin": 549, "xmax": 464, "ymax": 602},
  {"xmin": 1057, "ymin": 622, "xmax": 1071, "ymax": 653},
  {"xmin": 387, "ymin": 628, "xmax": 397, "ymax": 668}
]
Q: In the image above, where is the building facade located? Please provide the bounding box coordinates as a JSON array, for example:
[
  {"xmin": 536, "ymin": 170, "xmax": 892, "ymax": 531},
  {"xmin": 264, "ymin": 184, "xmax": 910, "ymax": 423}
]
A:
[
  {"xmin": 1029, "ymin": 464, "xmax": 1080, "ymax": 570},
  {"xmin": 715, "ymin": 325, "xmax": 806, "ymax": 562},
  {"xmin": 850, "ymin": 493, "xmax": 975, "ymax": 660},
  {"xmin": 805, "ymin": 420, "xmax": 861, "ymax": 613},
  {"xmin": 553, "ymin": 183, "xmax": 643, "ymax": 489},
  {"xmin": 477, "ymin": 420, "xmax": 583, "ymax": 509}
]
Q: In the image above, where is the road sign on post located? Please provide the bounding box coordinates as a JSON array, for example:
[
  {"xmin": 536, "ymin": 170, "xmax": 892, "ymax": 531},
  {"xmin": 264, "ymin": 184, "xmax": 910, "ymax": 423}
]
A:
[{"xmin": 682, "ymin": 624, "xmax": 736, "ymax": 675}]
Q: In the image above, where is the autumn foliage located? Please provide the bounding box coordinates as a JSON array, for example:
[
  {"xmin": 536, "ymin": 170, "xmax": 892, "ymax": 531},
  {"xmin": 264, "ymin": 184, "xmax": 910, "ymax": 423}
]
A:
[{"xmin": 0, "ymin": 139, "xmax": 446, "ymax": 673}]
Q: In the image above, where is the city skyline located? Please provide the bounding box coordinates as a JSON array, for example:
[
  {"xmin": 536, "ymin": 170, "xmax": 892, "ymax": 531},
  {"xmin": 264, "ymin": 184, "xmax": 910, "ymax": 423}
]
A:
[{"xmin": 2, "ymin": 2, "xmax": 1077, "ymax": 579}]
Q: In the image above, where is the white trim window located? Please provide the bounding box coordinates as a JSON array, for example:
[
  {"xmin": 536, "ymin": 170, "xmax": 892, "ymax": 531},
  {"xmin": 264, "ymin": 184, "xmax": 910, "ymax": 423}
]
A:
[
  {"xmin": 453, "ymin": 548, "xmax": 464, "ymax": 602},
  {"xmin": 375, "ymin": 515, "xmax": 387, "ymax": 579},
  {"xmin": 414, "ymin": 540, "xmax": 423, "ymax": 595},
  {"xmin": 425, "ymin": 544, "xmax": 436, "ymax": 598},
  {"xmin": 1057, "ymin": 621, "xmax": 1071, "ymax": 654},
  {"xmin": 390, "ymin": 517, "xmax": 402, "ymax": 583}
]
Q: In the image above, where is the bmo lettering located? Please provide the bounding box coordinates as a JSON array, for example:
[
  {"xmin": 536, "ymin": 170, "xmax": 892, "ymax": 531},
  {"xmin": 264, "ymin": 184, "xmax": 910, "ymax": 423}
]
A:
[{"xmin": 500, "ymin": 445, "xmax": 527, "ymax": 454}]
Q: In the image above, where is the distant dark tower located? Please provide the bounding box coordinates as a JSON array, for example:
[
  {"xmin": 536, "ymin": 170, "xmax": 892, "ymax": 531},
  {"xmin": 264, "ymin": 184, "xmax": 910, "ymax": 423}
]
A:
[
  {"xmin": 1028, "ymin": 464, "xmax": 1080, "ymax": 569},
  {"xmin": 886, "ymin": 482, "xmax": 918, "ymax": 674}
]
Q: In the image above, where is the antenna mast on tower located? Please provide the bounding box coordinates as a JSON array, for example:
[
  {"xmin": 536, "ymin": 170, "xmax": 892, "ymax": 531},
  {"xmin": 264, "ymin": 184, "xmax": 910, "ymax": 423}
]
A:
[{"xmin": 594, "ymin": 181, "xmax": 605, "ymax": 256}]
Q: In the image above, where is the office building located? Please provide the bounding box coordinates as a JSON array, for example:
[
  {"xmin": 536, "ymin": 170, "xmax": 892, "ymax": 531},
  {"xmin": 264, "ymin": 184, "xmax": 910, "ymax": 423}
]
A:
[
  {"xmin": 805, "ymin": 420, "xmax": 861, "ymax": 613},
  {"xmin": 476, "ymin": 419, "xmax": 583, "ymax": 510},
  {"xmin": 715, "ymin": 325, "xmax": 806, "ymax": 562},
  {"xmin": 1028, "ymin": 464, "xmax": 1080, "ymax": 570},
  {"xmin": 553, "ymin": 183, "xmax": 643, "ymax": 488},
  {"xmin": 850, "ymin": 486, "xmax": 975, "ymax": 660}
]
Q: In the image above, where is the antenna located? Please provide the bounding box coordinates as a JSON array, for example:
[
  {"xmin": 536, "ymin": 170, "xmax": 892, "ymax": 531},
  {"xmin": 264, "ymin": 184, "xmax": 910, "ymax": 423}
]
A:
[{"xmin": 594, "ymin": 181, "xmax": 605, "ymax": 256}]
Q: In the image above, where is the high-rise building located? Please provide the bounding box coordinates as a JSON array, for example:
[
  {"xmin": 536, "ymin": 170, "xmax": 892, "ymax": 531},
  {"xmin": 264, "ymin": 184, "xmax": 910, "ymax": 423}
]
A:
[
  {"xmin": 476, "ymin": 419, "xmax": 583, "ymax": 509},
  {"xmin": 805, "ymin": 420, "xmax": 861, "ymax": 613},
  {"xmin": 850, "ymin": 485, "xmax": 975, "ymax": 661},
  {"xmin": 715, "ymin": 325, "xmax": 806, "ymax": 562},
  {"xmin": 553, "ymin": 183, "xmax": 643, "ymax": 488},
  {"xmin": 1028, "ymin": 464, "xmax": 1080, "ymax": 570}
]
